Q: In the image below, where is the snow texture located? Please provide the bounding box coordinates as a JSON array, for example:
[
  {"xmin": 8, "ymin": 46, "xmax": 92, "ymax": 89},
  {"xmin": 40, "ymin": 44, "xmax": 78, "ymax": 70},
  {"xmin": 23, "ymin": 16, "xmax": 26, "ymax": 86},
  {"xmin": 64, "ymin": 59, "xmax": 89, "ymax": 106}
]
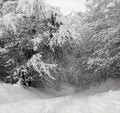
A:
[{"xmin": 0, "ymin": 78, "xmax": 120, "ymax": 113}]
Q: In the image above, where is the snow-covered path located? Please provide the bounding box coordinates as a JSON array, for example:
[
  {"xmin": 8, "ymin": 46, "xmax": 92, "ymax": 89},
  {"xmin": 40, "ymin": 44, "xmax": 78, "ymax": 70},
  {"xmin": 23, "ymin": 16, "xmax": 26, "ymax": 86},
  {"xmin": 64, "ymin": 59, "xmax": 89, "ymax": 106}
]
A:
[{"xmin": 0, "ymin": 79, "xmax": 120, "ymax": 113}]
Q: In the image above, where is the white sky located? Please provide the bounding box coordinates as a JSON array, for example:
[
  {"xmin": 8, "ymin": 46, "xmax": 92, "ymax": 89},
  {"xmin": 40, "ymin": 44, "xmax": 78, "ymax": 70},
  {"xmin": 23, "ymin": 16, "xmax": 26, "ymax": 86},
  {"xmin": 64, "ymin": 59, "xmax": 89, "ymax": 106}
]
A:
[{"xmin": 45, "ymin": 0, "xmax": 86, "ymax": 15}]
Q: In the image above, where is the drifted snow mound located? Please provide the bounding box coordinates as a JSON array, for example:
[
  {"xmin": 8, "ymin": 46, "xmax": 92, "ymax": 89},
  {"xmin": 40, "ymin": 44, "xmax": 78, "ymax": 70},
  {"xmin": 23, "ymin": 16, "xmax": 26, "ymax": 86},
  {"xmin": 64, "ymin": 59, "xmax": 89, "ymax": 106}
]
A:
[
  {"xmin": 0, "ymin": 83, "xmax": 52, "ymax": 104},
  {"xmin": 0, "ymin": 78, "xmax": 120, "ymax": 113}
]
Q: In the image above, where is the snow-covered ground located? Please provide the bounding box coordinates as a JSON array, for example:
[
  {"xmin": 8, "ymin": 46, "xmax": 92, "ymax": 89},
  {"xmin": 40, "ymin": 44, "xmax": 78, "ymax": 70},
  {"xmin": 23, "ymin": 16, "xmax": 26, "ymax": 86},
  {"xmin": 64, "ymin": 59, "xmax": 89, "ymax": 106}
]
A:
[{"xmin": 0, "ymin": 78, "xmax": 120, "ymax": 113}]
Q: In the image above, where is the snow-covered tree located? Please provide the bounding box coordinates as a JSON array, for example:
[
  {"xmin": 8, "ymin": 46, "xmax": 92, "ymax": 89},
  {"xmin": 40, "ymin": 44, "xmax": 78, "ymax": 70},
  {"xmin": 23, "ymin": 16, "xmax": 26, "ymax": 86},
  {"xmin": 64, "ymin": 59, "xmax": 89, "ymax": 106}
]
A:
[{"xmin": 0, "ymin": 0, "xmax": 76, "ymax": 88}]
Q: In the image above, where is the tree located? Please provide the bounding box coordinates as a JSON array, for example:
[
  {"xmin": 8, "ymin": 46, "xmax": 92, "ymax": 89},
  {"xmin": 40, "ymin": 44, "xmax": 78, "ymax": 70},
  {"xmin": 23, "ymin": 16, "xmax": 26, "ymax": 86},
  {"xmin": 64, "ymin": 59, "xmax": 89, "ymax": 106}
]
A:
[
  {"xmin": 0, "ymin": 0, "xmax": 76, "ymax": 88},
  {"xmin": 75, "ymin": 0, "xmax": 120, "ymax": 79}
]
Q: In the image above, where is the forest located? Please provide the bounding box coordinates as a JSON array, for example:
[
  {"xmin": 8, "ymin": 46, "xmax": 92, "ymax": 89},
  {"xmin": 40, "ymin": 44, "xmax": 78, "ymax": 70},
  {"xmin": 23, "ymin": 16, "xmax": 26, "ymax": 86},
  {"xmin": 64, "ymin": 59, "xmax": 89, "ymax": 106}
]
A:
[{"xmin": 0, "ymin": 0, "xmax": 120, "ymax": 91}]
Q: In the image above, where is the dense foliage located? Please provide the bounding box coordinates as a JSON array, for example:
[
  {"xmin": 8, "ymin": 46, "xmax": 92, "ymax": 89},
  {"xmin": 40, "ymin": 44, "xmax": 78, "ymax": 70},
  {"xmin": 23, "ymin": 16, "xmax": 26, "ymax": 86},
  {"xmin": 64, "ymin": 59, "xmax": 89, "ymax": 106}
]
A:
[
  {"xmin": 72, "ymin": 0, "xmax": 120, "ymax": 83},
  {"xmin": 0, "ymin": 0, "xmax": 76, "ymax": 88},
  {"xmin": 1, "ymin": 0, "xmax": 120, "ymax": 90}
]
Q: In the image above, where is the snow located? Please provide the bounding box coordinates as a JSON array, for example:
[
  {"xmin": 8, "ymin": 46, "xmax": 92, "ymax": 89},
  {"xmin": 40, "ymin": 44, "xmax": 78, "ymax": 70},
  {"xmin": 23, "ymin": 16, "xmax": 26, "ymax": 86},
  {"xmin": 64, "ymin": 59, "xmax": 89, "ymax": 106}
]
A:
[
  {"xmin": 0, "ymin": 83, "xmax": 52, "ymax": 104},
  {"xmin": 0, "ymin": 78, "xmax": 120, "ymax": 113}
]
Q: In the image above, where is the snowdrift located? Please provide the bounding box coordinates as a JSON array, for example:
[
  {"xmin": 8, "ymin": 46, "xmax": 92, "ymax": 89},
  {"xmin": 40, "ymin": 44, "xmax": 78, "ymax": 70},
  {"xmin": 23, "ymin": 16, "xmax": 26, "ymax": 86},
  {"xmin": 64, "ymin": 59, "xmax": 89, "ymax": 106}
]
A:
[{"xmin": 0, "ymin": 79, "xmax": 120, "ymax": 113}]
